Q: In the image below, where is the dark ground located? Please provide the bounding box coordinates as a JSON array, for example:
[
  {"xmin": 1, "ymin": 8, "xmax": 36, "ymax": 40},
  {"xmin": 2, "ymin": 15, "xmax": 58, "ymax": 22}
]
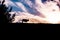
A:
[{"xmin": 1, "ymin": 23, "xmax": 60, "ymax": 32}]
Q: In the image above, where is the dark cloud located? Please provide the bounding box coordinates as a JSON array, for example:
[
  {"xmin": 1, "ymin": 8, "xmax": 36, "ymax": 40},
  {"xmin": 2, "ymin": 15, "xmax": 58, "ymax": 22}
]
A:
[{"xmin": 41, "ymin": 0, "xmax": 47, "ymax": 3}]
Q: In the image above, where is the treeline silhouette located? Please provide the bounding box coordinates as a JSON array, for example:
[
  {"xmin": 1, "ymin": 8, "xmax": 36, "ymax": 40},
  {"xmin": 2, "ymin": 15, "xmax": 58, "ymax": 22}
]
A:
[
  {"xmin": 0, "ymin": 0, "xmax": 29, "ymax": 23},
  {"xmin": 0, "ymin": 0, "xmax": 15, "ymax": 23}
]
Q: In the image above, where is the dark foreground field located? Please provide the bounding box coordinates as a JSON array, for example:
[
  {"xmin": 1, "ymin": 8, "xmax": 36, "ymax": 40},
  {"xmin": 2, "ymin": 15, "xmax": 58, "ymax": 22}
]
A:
[{"xmin": 1, "ymin": 23, "xmax": 60, "ymax": 32}]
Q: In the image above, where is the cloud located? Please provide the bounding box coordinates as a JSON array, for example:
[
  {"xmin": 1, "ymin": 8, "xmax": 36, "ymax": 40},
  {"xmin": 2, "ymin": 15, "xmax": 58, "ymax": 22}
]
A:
[
  {"xmin": 4, "ymin": 0, "xmax": 60, "ymax": 24},
  {"xmin": 15, "ymin": 2, "xmax": 28, "ymax": 12}
]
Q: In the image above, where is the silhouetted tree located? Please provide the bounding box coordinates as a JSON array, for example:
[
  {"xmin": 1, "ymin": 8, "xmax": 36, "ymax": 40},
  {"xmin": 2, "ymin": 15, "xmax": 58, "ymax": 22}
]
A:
[
  {"xmin": 0, "ymin": 0, "xmax": 15, "ymax": 23},
  {"xmin": 22, "ymin": 19, "xmax": 29, "ymax": 23}
]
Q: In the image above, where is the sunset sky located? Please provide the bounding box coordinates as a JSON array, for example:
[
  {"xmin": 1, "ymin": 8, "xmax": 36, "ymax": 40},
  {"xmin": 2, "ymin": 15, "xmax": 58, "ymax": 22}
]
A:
[{"xmin": 3, "ymin": 0, "xmax": 60, "ymax": 24}]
